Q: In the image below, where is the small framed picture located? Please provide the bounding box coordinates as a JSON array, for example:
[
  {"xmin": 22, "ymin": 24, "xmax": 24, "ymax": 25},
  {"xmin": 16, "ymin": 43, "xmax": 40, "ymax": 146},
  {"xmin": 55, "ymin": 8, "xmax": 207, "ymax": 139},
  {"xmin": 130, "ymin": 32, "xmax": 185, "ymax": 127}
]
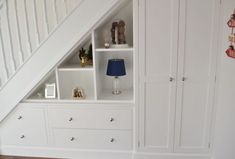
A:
[
  {"xmin": 72, "ymin": 87, "xmax": 85, "ymax": 99},
  {"xmin": 45, "ymin": 83, "xmax": 56, "ymax": 99}
]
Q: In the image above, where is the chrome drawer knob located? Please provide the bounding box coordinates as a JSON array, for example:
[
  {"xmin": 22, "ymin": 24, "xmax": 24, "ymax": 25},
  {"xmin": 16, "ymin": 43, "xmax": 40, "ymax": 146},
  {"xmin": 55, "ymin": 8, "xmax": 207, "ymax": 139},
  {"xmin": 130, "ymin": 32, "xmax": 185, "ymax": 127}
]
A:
[
  {"xmin": 110, "ymin": 118, "xmax": 114, "ymax": 122},
  {"xmin": 17, "ymin": 116, "xmax": 22, "ymax": 120},
  {"xmin": 182, "ymin": 77, "xmax": 187, "ymax": 81},
  {"xmin": 169, "ymin": 77, "xmax": 174, "ymax": 82},
  {"xmin": 70, "ymin": 137, "xmax": 75, "ymax": 141},
  {"xmin": 69, "ymin": 117, "xmax": 73, "ymax": 121},
  {"xmin": 110, "ymin": 138, "xmax": 115, "ymax": 142},
  {"xmin": 20, "ymin": 135, "xmax": 25, "ymax": 139}
]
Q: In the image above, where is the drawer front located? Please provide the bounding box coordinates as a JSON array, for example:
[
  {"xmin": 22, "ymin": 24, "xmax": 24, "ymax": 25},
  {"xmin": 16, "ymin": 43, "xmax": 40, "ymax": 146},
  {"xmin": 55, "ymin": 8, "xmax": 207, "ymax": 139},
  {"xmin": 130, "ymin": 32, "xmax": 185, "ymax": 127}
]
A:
[
  {"xmin": 1, "ymin": 127, "xmax": 47, "ymax": 146},
  {"xmin": 49, "ymin": 109, "xmax": 132, "ymax": 130},
  {"xmin": 53, "ymin": 129, "xmax": 132, "ymax": 150},
  {"xmin": 0, "ymin": 107, "xmax": 47, "ymax": 146}
]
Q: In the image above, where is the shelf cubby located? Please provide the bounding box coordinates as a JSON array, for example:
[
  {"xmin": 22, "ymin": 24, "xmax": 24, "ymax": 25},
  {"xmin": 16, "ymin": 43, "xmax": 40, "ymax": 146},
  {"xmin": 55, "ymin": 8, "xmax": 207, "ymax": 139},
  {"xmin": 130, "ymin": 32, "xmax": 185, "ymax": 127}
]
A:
[{"xmin": 24, "ymin": 0, "xmax": 134, "ymax": 103}]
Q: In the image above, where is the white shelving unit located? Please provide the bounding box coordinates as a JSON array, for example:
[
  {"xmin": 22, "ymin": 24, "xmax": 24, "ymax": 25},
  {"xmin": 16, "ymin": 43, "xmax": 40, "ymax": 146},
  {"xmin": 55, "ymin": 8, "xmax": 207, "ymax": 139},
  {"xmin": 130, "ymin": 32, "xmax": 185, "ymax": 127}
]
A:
[{"xmin": 24, "ymin": 0, "xmax": 134, "ymax": 103}]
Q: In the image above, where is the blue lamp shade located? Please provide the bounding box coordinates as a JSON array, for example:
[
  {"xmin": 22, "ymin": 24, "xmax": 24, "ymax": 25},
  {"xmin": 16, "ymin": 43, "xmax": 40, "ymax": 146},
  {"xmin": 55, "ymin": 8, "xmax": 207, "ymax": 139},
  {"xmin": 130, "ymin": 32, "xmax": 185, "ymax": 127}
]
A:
[{"xmin": 106, "ymin": 59, "xmax": 126, "ymax": 76}]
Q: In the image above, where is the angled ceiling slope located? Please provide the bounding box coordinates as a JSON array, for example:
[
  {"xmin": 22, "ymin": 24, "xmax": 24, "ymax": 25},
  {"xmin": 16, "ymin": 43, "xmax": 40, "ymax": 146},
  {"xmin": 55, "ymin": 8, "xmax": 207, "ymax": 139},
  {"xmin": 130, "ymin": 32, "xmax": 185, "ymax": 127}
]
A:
[{"xmin": 0, "ymin": 0, "xmax": 128, "ymax": 122}]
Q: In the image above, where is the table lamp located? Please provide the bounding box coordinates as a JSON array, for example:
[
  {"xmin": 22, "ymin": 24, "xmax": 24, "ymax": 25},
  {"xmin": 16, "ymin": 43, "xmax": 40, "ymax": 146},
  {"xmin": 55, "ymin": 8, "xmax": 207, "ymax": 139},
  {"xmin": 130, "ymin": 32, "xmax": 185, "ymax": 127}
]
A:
[{"xmin": 106, "ymin": 59, "xmax": 126, "ymax": 95}]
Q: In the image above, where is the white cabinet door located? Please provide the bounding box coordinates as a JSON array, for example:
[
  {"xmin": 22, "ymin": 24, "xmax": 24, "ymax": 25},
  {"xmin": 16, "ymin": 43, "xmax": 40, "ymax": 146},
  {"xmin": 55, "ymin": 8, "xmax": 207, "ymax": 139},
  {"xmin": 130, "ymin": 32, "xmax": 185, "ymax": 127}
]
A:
[
  {"xmin": 139, "ymin": 0, "xmax": 179, "ymax": 152},
  {"xmin": 174, "ymin": 0, "xmax": 219, "ymax": 153}
]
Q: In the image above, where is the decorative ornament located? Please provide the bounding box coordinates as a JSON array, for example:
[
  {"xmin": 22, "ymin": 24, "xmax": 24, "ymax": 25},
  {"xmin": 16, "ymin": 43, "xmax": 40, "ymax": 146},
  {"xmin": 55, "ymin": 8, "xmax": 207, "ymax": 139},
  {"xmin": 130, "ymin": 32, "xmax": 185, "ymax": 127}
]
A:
[{"xmin": 226, "ymin": 9, "xmax": 235, "ymax": 59}]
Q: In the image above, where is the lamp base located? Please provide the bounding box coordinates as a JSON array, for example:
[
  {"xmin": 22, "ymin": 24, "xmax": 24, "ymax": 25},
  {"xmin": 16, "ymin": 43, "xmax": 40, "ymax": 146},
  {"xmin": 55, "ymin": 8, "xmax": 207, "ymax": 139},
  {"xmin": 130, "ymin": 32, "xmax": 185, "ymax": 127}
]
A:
[{"xmin": 112, "ymin": 90, "xmax": 121, "ymax": 95}]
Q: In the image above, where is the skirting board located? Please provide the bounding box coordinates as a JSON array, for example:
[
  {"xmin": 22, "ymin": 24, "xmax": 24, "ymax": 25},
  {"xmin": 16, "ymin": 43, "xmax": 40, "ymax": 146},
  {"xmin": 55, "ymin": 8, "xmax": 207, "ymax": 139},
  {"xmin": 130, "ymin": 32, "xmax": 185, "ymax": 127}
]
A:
[
  {"xmin": 0, "ymin": 146, "xmax": 212, "ymax": 159},
  {"xmin": 0, "ymin": 146, "xmax": 133, "ymax": 159},
  {"xmin": 134, "ymin": 152, "xmax": 211, "ymax": 159}
]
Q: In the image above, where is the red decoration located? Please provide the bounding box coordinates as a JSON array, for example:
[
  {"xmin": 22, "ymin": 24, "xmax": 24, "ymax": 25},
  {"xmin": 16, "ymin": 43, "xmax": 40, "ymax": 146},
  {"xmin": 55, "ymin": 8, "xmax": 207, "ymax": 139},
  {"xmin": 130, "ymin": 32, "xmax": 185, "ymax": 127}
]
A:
[
  {"xmin": 226, "ymin": 9, "xmax": 235, "ymax": 59},
  {"xmin": 226, "ymin": 45, "xmax": 235, "ymax": 58},
  {"xmin": 227, "ymin": 9, "xmax": 235, "ymax": 28}
]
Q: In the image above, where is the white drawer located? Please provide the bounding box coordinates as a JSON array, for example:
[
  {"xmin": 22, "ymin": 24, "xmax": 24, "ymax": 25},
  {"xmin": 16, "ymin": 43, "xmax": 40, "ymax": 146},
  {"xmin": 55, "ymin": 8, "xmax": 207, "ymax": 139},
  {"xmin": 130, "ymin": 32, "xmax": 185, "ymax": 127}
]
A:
[
  {"xmin": 0, "ymin": 107, "xmax": 47, "ymax": 146},
  {"xmin": 53, "ymin": 129, "xmax": 132, "ymax": 150},
  {"xmin": 48, "ymin": 108, "xmax": 132, "ymax": 130}
]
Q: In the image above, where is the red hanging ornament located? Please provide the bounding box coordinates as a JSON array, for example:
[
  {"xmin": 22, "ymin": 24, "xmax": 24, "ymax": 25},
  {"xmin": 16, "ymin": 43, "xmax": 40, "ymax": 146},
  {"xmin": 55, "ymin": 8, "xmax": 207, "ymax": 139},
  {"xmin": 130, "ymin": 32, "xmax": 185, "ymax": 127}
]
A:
[
  {"xmin": 226, "ymin": 9, "xmax": 235, "ymax": 59},
  {"xmin": 227, "ymin": 9, "xmax": 235, "ymax": 28},
  {"xmin": 226, "ymin": 45, "xmax": 235, "ymax": 58}
]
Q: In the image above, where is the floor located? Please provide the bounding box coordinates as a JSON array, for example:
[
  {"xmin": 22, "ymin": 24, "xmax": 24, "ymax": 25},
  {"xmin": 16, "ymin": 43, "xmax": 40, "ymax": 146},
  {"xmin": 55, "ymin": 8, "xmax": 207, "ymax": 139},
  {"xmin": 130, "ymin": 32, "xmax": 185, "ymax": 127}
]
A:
[{"xmin": 0, "ymin": 156, "xmax": 55, "ymax": 159}]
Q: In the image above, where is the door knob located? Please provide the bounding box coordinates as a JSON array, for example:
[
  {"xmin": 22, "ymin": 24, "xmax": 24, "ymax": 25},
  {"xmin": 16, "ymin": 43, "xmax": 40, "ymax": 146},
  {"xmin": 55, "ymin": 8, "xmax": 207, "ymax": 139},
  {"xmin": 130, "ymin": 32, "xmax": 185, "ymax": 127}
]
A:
[
  {"xmin": 169, "ymin": 77, "xmax": 174, "ymax": 82},
  {"xmin": 182, "ymin": 77, "xmax": 187, "ymax": 81}
]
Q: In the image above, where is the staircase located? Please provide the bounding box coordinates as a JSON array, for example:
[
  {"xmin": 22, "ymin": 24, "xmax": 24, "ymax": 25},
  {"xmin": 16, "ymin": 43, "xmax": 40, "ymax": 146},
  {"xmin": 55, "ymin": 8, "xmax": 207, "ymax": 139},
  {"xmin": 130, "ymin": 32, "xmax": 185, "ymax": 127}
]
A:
[{"xmin": 0, "ymin": 0, "xmax": 126, "ymax": 122}]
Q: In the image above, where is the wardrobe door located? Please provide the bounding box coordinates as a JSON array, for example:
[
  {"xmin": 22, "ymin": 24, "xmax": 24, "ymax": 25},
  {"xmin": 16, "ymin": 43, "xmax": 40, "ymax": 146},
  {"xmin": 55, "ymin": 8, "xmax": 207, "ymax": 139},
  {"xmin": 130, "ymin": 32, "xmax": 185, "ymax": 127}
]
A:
[
  {"xmin": 138, "ymin": 0, "xmax": 179, "ymax": 152},
  {"xmin": 174, "ymin": 0, "xmax": 219, "ymax": 153}
]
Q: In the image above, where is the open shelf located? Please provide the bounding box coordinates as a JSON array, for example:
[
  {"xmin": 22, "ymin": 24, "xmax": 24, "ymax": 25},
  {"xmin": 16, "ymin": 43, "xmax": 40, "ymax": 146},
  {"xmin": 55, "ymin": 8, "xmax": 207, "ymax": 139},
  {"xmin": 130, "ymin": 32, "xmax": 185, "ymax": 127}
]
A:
[
  {"xmin": 24, "ymin": 0, "xmax": 134, "ymax": 103},
  {"xmin": 95, "ymin": 47, "xmax": 134, "ymax": 52},
  {"xmin": 58, "ymin": 64, "xmax": 94, "ymax": 71}
]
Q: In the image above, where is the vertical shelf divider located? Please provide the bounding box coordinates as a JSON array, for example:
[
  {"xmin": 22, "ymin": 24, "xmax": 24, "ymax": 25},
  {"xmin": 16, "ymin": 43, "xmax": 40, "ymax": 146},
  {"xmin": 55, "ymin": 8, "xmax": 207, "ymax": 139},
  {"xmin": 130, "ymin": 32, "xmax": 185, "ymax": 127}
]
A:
[
  {"xmin": 92, "ymin": 31, "xmax": 98, "ymax": 100},
  {"xmin": 55, "ymin": 67, "xmax": 61, "ymax": 100}
]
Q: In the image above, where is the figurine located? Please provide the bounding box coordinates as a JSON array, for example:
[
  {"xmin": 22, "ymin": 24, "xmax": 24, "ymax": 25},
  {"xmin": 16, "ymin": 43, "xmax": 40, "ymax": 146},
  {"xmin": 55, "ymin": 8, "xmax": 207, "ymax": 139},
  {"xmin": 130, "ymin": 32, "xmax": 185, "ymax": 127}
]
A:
[{"xmin": 118, "ymin": 20, "xmax": 126, "ymax": 44}]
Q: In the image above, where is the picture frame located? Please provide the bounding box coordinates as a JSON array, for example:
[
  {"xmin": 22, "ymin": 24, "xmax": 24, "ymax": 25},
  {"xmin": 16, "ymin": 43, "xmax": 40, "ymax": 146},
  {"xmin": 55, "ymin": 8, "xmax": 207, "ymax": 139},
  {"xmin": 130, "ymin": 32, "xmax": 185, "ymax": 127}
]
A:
[
  {"xmin": 45, "ymin": 83, "xmax": 56, "ymax": 99},
  {"xmin": 72, "ymin": 87, "xmax": 85, "ymax": 99}
]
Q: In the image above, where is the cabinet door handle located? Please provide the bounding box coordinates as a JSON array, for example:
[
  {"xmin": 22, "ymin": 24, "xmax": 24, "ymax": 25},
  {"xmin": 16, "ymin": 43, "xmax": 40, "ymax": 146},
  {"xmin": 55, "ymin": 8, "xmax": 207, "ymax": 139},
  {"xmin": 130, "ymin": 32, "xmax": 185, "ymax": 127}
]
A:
[
  {"xmin": 110, "ymin": 138, "xmax": 115, "ymax": 142},
  {"xmin": 17, "ymin": 116, "xmax": 22, "ymax": 120},
  {"xmin": 70, "ymin": 137, "xmax": 75, "ymax": 141},
  {"xmin": 69, "ymin": 117, "xmax": 73, "ymax": 121},
  {"xmin": 110, "ymin": 118, "xmax": 114, "ymax": 122},
  {"xmin": 182, "ymin": 77, "xmax": 187, "ymax": 81},
  {"xmin": 169, "ymin": 77, "xmax": 174, "ymax": 82},
  {"xmin": 20, "ymin": 135, "xmax": 25, "ymax": 139}
]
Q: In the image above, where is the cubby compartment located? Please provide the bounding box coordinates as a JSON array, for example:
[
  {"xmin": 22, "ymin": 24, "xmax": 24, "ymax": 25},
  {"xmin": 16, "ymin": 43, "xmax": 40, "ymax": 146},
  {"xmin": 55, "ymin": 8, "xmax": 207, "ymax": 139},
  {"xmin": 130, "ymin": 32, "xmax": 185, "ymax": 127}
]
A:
[
  {"xmin": 95, "ymin": 51, "xmax": 133, "ymax": 101},
  {"xmin": 94, "ymin": 0, "xmax": 133, "ymax": 49},
  {"xmin": 57, "ymin": 70, "xmax": 95, "ymax": 100},
  {"xmin": 59, "ymin": 37, "xmax": 93, "ymax": 70},
  {"xmin": 26, "ymin": 71, "xmax": 57, "ymax": 100}
]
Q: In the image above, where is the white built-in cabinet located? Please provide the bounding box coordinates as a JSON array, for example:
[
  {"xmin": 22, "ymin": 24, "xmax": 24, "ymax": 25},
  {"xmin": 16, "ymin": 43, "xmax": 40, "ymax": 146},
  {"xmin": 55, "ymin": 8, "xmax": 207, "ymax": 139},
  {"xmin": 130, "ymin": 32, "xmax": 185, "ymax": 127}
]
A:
[
  {"xmin": 0, "ymin": 0, "xmax": 135, "ymax": 156},
  {"xmin": 139, "ymin": 0, "xmax": 219, "ymax": 153}
]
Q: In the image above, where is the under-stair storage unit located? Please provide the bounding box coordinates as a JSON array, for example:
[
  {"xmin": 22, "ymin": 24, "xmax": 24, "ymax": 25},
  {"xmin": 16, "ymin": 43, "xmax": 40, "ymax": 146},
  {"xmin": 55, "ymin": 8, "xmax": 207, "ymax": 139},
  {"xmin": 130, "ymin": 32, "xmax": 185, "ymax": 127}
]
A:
[
  {"xmin": 0, "ymin": 0, "xmax": 135, "ymax": 158},
  {"xmin": 138, "ymin": 0, "xmax": 219, "ymax": 154}
]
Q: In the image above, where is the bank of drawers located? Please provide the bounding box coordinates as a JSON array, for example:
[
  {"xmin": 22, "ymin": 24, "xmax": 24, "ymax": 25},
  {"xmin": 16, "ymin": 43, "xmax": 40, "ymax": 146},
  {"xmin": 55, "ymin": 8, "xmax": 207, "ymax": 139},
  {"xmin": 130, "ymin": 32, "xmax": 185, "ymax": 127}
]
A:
[{"xmin": 48, "ymin": 108, "xmax": 133, "ymax": 150}]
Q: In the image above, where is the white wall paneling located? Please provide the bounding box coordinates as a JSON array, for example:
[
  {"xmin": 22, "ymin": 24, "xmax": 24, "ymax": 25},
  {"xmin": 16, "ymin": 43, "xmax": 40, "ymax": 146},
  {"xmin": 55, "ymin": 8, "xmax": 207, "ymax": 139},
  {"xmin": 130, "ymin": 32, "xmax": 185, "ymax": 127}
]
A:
[{"xmin": 139, "ymin": 0, "xmax": 220, "ymax": 154}]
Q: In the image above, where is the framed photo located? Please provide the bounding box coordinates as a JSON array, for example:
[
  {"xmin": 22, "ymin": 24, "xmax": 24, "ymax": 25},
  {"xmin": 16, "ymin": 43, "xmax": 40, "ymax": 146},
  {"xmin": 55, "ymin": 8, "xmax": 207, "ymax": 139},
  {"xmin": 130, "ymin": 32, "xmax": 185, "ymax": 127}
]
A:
[
  {"xmin": 72, "ymin": 87, "xmax": 85, "ymax": 99},
  {"xmin": 45, "ymin": 83, "xmax": 56, "ymax": 99}
]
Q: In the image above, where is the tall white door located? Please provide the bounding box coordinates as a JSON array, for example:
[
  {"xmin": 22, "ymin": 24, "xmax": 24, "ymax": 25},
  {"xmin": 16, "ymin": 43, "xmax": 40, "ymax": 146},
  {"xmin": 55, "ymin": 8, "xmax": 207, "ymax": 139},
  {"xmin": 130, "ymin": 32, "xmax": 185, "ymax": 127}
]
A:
[
  {"xmin": 174, "ymin": 0, "xmax": 219, "ymax": 153},
  {"xmin": 138, "ymin": 0, "xmax": 179, "ymax": 152}
]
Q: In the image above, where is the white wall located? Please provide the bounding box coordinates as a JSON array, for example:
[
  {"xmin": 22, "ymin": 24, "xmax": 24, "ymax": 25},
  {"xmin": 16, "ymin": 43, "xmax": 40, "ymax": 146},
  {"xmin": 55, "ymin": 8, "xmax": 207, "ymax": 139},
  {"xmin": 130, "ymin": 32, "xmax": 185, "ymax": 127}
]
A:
[{"xmin": 213, "ymin": 0, "xmax": 235, "ymax": 159}]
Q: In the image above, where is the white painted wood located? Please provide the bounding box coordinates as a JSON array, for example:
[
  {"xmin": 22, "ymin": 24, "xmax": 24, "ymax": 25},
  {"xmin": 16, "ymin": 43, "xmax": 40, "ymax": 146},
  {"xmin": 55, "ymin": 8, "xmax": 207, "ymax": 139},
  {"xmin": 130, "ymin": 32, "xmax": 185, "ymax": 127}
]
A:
[
  {"xmin": 13, "ymin": 0, "xmax": 24, "ymax": 64},
  {"xmin": 0, "ymin": 146, "xmax": 133, "ymax": 159},
  {"xmin": 0, "ymin": 17, "xmax": 9, "ymax": 81},
  {"xmin": 22, "ymin": 0, "xmax": 32, "ymax": 56},
  {"xmin": 48, "ymin": 108, "xmax": 132, "ymax": 129},
  {"xmin": 138, "ymin": 0, "xmax": 179, "ymax": 153},
  {"xmin": 32, "ymin": 0, "xmax": 40, "ymax": 45},
  {"xmin": 174, "ymin": 0, "xmax": 219, "ymax": 153},
  {"xmin": 42, "ymin": 0, "xmax": 49, "ymax": 36},
  {"xmin": 5, "ymin": 0, "xmax": 16, "ymax": 73},
  {"xmin": 92, "ymin": 31, "xmax": 98, "ymax": 100},
  {"xmin": 0, "ymin": 106, "xmax": 47, "ymax": 146},
  {"xmin": 53, "ymin": 129, "xmax": 132, "ymax": 150}
]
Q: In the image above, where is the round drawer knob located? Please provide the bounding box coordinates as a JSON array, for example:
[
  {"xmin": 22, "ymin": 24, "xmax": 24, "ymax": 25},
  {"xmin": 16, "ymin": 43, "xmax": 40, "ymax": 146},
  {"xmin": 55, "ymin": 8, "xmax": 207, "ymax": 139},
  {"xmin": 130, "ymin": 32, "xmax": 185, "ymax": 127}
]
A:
[
  {"xmin": 110, "ymin": 138, "xmax": 115, "ymax": 143},
  {"xmin": 17, "ymin": 116, "xmax": 22, "ymax": 120},
  {"xmin": 20, "ymin": 135, "xmax": 25, "ymax": 139},
  {"xmin": 69, "ymin": 117, "xmax": 73, "ymax": 122},
  {"xmin": 110, "ymin": 118, "xmax": 114, "ymax": 122},
  {"xmin": 70, "ymin": 137, "xmax": 75, "ymax": 141}
]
